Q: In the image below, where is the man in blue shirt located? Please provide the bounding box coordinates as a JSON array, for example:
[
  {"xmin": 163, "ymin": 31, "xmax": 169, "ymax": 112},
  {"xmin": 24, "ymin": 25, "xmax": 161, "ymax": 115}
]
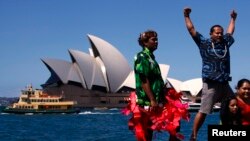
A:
[{"xmin": 183, "ymin": 7, "xmax": 237, "ymax": 141}]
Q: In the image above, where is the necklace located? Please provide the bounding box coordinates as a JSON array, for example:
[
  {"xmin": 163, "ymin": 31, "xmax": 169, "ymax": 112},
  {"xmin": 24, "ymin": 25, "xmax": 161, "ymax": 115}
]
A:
[{"xmin": 211, "ymin": 42, "xmax": 227, "ymax": 58}]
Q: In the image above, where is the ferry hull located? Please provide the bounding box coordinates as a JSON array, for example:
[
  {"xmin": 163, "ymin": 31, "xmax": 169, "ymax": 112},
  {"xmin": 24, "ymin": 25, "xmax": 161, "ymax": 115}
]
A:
[{"xmin": 2, "ymin": 108, "xmax": 80, "ymax": 114}]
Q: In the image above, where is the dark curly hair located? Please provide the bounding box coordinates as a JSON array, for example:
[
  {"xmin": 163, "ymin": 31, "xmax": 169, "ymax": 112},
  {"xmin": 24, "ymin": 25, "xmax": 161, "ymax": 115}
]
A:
[
  {"xmin": 138, "ymin": 30, "xmax": 157, "ymax": 47},
  {"xmin": 210, "ymin": 24, "xmax": 224, "ymax": 34},
  {"xmin": 220, "ymin": 94, "xmax": 241, "ymax": 125}
]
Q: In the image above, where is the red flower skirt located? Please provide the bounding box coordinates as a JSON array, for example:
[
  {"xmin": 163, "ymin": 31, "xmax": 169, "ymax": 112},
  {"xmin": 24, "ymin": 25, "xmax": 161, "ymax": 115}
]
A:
[{"xmin": 122, "ymin": 88, "xmax": 190, "ymax": 141}]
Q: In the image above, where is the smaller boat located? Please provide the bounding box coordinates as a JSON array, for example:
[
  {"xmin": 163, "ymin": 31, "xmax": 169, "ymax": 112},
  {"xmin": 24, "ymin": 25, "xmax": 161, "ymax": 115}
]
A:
[
  {"xmin": 94, "ymin": 107, "xmax": 108, "ymax": 110},
  {"xmin": 2, "ymin": 84, "xmax": 80, "ymax": 114},
  {"xmin": 181, "ymin": 96, "xmax": 221, "ymax": 112},
  {"xmin": 187, "ymin": 102, "xmax": 221, "ymax": 112}
]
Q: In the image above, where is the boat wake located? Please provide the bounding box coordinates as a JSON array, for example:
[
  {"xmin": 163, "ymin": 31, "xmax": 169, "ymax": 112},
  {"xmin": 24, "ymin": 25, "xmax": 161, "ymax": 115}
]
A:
[{"xmin": 78, "ymin": 111, "xmax": 120, "ymax": 115}]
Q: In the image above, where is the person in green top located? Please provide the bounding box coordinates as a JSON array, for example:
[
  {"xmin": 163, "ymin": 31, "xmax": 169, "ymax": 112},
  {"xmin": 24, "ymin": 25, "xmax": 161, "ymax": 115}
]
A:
[
  {"xmin": 133, "ymin": 30, "xmax": 180, "ymax": 141},
  {"xmin": 135, "ymin": 30, "xmax": 165, "ymax": 109}
]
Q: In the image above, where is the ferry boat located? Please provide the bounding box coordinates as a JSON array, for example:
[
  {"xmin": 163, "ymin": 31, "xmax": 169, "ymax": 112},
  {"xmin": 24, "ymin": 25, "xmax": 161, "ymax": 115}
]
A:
[{"xmin": 2, "ymin": 85, "xmax": 80, "ymax": 114}]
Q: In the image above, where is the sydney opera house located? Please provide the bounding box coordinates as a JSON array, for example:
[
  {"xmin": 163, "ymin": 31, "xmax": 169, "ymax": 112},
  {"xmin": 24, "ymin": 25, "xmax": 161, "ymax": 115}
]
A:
[
  {"xmin": 40, "ymin": 34, "xmax": 170, "ymax": 108},
  {"xmin": 40, "ymin": 34, "xmax": 201, "ymax": 109}
]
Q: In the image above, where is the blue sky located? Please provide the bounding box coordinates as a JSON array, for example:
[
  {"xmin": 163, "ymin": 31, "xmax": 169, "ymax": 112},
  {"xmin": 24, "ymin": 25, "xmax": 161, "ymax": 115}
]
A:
[{"xmin": 0, "ymin": 0, "xmax": 249, "ymax": 97}]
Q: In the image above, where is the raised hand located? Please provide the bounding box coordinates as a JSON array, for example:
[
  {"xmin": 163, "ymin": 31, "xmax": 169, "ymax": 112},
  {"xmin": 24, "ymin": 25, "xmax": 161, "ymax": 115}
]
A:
[
  {"xmin": 231, "ymin": 10, "xmax": 237, "ymax": 19},
  {"xmin": 184, "ymin": 7, "xmax": 192, "ymax": 17}
]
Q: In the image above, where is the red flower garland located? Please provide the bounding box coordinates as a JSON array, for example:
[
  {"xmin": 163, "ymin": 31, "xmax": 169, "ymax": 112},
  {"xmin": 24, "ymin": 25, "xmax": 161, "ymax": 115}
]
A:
[{"xmin": 122, "ymin": 88, "xmax": 190, "ymax": 140}]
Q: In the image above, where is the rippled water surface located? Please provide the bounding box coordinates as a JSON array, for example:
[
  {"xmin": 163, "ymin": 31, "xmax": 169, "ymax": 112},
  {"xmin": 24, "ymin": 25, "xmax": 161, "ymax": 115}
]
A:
[{"xmin": 0, "ymin": 109, "xmax": 220, "ymax": 141}]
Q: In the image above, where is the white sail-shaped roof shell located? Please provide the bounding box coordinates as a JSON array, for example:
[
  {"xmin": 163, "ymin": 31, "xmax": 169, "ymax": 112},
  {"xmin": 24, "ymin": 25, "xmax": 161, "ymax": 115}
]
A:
[
  {"xmin": 42, "ymin": 58, "xmax": 81, "ymax": 85},
  {"xmin": 87, "ymin": 34, "xmax": 131, "ymax": 93},
  {"xmin": 166, "ymin": 77, "xmax": 182, "ymax": 93},
  {"xmin": 69, "ymin": 49, "xmax": 106, "ymax": 89},
  {"xmin": 68, "ymin": 63, "xmax": 84, "ymax": 85},
  {"xmin": 119, "ymin": 64, "xmax": 170, "ymax": 90},
  {"xmin": 159, "ymin": 64, "xmax": 170, "ymax": 83},
  {"xmin": 180, "ymin": 78, "xmax": 202, "ymax": 96},
  {"xmin": 119, "ymin": 71, "xmax": 135, "ymax": 89}
]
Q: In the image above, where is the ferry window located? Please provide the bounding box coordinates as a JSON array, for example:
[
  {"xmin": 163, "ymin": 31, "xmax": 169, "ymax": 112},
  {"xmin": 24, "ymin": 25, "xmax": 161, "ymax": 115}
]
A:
[{"xmin": 100, "ymin": 101, "xmax": 106, "ymax": 104}]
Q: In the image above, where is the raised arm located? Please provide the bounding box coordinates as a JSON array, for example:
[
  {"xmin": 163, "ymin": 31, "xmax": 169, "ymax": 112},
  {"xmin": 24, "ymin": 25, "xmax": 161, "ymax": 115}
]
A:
[
  {"xmin": 184, "ymin": 7, "xmax": 196, "ymax": 37},
  {"xmin": 227, "ymin": 10, "xmax": 237, "ymax": 35}
]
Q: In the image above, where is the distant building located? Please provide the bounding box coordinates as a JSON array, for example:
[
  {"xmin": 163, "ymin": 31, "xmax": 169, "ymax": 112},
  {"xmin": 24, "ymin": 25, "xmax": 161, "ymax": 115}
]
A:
[{"xmin": 40, "ymin": 34, "xmax": 170, "ymax": 108}]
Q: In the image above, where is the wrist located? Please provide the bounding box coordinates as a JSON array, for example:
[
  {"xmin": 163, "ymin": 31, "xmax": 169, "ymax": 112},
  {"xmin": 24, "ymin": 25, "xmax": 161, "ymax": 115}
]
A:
[{"xmin": 149, "ymin": 97, "xmax": 156, "ymax": 102}]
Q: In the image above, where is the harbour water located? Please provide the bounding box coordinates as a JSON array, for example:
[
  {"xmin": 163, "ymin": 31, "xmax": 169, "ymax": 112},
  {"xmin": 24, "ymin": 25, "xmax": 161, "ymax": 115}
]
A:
[{"xmin": 0, "ymin": 109, "xmax": 220, "ymax": 141}]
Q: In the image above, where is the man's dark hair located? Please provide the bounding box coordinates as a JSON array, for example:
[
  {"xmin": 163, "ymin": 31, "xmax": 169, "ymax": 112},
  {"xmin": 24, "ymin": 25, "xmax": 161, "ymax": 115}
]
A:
[{"xmin": 210, "ymin": 25, "xmax": 224, "ymax": 34}]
